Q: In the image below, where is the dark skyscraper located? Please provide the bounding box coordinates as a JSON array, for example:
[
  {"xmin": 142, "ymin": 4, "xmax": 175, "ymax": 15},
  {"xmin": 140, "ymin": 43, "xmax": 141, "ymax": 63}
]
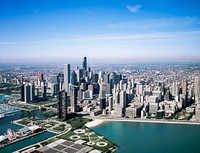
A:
[
  {"xmin": 82, "ymin": 57, "xmax": 87, "ymax": 77},
  {"xmin": 21, "ymin": 84, "xmax": 25, "ymax": 101},
  {"xmin": 82, "ymin": 57, "xmax": 87, "ymax": 71},
  {"xmin": 71, "ymin": 70, "xmax": 77, "ymax": 85},
  {"xmin": 58, "ymin": 90, "xmax": 68, "ymax": 120},
  {"xmin": 24, "ymin": 84, "xmax": 31, "ymax": 103}
]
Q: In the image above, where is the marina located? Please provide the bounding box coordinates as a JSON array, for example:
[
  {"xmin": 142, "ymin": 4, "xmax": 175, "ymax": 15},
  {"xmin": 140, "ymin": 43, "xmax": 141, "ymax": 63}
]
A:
[
  {"xmin": 0, "ymin": 107, "xmax": 56, "ymax": 153},
  {"xmin": 0, "ymin": 95, "xmax": 9, "ymax": 101},
  {"xmin": 0, "ymin": 104, "xmax": 21, "ymax": 116}
]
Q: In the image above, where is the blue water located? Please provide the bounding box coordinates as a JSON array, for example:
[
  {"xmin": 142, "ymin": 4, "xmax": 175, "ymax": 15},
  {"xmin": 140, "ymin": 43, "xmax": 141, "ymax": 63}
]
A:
[
  {"xmin": 0, "ymin": 95, "xmax": 8, "ymax": 101},
  {"xmin": 0, "ymin": 123, "xmax": 23, "ymax": 135},
  {"xmin": 0, "ymin": 108, "xmax": 56, "ymax": 152},
  {"xmin": 92, "ymin": 122, "xmax": 200, "ymax": 153},
  {"xmin": 0, "ymin": 109, "xmax": 48, "ymax": 125},
  {"xmin": 0, "ymin": 132, "xmax": 55, "ymax": 153}
]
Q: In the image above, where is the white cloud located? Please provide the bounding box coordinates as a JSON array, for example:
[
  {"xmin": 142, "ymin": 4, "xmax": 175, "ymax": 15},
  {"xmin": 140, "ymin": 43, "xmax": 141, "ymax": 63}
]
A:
[
  {"xmin": 1, "ymin": 31, "xmax": 199, "ymax": 46},
  {"xmin": 0, "ymin": 42, "xmax": 19, "ymax": 45},
  {"xmin": 109, "ymin": 17, "xmax": 200, "ymax": 30},
  {"xmin": 126, "ymin": 5, "xmax": 141, "ymax": 13}
]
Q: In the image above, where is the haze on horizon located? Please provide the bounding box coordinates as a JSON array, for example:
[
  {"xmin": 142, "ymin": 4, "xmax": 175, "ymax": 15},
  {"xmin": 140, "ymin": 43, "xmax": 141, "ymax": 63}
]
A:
[{"xmin": 0, "ymin": 0, "xmax": 200, "ymax": 63}]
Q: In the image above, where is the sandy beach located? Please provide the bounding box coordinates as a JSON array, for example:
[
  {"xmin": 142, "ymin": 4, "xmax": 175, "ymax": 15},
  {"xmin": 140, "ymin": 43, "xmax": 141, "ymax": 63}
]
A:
[
  {"xmin": 85, "ymin": 119, "xmax": 105, "ymax": 128},
  {"xmin": 85, "ymin": 117, "xmax": 200, "ymax": 127}
]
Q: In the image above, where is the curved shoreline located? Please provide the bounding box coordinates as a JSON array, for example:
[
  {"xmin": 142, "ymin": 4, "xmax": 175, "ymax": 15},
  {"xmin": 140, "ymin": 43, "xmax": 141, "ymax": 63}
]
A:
[
  {"xmin": 85, "ymin": 119, "xmax": 106, "ymax": 128},
  {"xmin": 85, "ymin": 117, "xmax": 200, "ymax": 128}
]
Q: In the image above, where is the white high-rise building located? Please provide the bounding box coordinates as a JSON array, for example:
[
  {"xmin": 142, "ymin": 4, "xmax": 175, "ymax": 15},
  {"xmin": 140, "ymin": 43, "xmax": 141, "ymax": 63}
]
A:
[
  {"xmin": 120, "ymin": 90, "xmax": 126, "ymax": 108},
  {"xmin": 194, "ymin": 76, "xmax": 200, "ymax": 103},
  {"xmin": 171, "ymin": 81, "xmax": 179, "ymax": 97},
  {"xmin": 64, "ymin": 64, "xmax": 71, "ymax": 93}
]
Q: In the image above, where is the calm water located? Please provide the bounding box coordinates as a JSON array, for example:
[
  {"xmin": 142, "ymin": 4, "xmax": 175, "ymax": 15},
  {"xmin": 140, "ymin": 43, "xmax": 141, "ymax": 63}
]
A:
[
  {"xmin": 0, "ymin": 109, "xmax": 48, "ymax": 125},
  {"xmin": 92, "ymin": 122, "xmax": 200, "ymax": 153},
  {"xmin": 0, "ymin": 131, "xmax": 55, "ymax": 153},
  {"xmin": 0, "ymin": 108, "xmax": 55, "ymax": 153},
  {"xmin": 0, "ymin": 95, "xmax": 9, "ymax": 101}
]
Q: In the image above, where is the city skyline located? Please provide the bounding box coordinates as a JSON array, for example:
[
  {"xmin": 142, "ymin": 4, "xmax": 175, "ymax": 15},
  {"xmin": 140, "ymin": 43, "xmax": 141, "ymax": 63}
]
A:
[{"xmin": 0, "ymin": 0, "xmax": 200, "ymax": 63}]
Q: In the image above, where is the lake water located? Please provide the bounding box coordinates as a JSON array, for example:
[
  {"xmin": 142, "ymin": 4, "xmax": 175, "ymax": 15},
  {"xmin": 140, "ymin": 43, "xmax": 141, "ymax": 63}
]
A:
[{"xmin": 92, "ymin": 121, "xmax": 200, "ymax": 153}]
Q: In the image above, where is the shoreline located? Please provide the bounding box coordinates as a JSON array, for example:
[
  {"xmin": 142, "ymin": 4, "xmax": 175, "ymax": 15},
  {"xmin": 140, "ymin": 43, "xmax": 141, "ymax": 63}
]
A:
[
  {"xmin": 85, "ymin": 119, "xmax": 106, "ymax": 128},
  {"xmin": 85, "ymin": 117, "xmax": 200, "ymax": 128}
]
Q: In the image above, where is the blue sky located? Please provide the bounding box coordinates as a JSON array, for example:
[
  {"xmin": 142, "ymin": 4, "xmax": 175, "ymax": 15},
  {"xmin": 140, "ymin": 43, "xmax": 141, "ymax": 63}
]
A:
[{"xmin": 0, "ymin": 0, "xmax": 200, "ymax": 63}]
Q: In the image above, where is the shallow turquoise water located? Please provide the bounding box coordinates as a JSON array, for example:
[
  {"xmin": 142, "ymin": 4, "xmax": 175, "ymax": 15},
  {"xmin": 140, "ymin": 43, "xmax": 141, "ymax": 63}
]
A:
[{"xmin": 92, "ymin": 122, "xmax": 200, "ymax": 153}]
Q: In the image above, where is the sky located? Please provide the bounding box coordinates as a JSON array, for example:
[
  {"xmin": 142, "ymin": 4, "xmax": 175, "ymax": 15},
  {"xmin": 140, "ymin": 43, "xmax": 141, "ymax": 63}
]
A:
[{"xmin": 0, "ymin": 0, "xmax": 200, "ymax": 63}]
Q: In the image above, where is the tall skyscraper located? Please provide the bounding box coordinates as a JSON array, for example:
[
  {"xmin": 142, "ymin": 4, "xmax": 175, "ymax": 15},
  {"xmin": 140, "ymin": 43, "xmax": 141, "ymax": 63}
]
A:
[
  {"xmin": 82, "ymin": 57, "xmax": 87, "ymax": 77},
  {"xmin": 194, "ymin": 76, "xmax": 200, "ymax": 103},
  {"xmin": 21, "ymin": 84, "xmax": 25, "ymax": 101},
  {"xmin": 58, "ymin": 90, "xmax": 68, "ymax": 120},
  {"xmin": 71, "ymin": 70, "xmax": 77, "ymax": 85},
  {"xmin": 108, "ymin": 96, "xmax": 113, "ymax": 113},
  {"xmin": 82, "ymin": 57, "xmax": 87, "ymax": 71},
  {"xmin": 70, "ymin": 86, "xmax": 78, "ymax": 112},
  {"xmin": 182, "ymin": 80, "xmax": 188, "ymax": 96},
  {"xmin": 120, "ymin": 90, "xmax": 126, "ymax": 108},
  {"xmin": 41, "ymin": 85, "xmax": 47, "ymax": 98},
  {"xmin": 24, "ymin": 84, "xmax": 30, "ymax": 103},
  {"xmin": 171, "ymin": 81, "xmax": 179, "ymax": 97},
  {"xmin": 64, "ymin": 64, "xmax": 71, "ymax": 92},
  {"xmin": 30, "ymin": 84, "xmax": 35, "ymax": 102}
]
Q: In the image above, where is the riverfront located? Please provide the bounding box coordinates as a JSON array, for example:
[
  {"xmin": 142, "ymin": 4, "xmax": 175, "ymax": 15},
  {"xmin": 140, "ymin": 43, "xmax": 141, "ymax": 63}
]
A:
[
  {"xmin": 0, "ymin": 131, "xmax": 55, "ymax": 153},
  {"xmin": 92, "ymin": 121, "xmax": 200, "ymax": 153},
  {"xmin": 0, "ymin": 109, "xmax": 56, "ymax": 153}
]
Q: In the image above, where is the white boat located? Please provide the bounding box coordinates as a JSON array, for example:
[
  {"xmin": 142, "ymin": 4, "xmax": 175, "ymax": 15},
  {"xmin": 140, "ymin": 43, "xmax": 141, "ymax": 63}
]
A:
[{"xmin": 0, "ymin": 114, "xmax": 5, "ymax": 119}]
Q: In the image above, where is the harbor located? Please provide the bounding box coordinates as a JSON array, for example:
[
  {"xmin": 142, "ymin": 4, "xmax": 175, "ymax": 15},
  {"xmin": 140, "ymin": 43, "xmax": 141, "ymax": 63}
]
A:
[
  {"xmin": 0, "ymin": 104, "xmax": 21, "ymax": 119},
  {"xmin": 0, "ymin": 108, "xmax": 56, "ymax": 153}
]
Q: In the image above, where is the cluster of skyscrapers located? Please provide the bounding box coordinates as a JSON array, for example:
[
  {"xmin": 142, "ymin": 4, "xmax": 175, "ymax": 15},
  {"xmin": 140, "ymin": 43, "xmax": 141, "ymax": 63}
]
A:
[
  {"xmin": 15, "ymin": 57, "xmax": 200, "ymax": 121},
  {"xmin": 57, "ymin": 57, "xmax": 200, "ymax": 121}
]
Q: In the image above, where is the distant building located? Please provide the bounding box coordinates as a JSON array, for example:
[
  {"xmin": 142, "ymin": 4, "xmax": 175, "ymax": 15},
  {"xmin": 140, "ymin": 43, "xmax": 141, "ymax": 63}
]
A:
[
  {"xmin": 70, "ymin": 86, "xmax": 78, "ymax": 112},
  {"xmin": 171, "ymin": 81, "xmax": 179, "ymax": 97},
  {"xmin": 52, "ymin": 74, "xmax": 59, "ymax": 84},
  {"xmin": 38, "ymin": 73, "xmax": 44, "ymax": 81},
  {"xmin": 51, "ymin": 83, "xmax": 59, "ymax": 96},
  {"xmin": 136, "ymin": 83, "xmax": 144, "ymax": 96}
]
